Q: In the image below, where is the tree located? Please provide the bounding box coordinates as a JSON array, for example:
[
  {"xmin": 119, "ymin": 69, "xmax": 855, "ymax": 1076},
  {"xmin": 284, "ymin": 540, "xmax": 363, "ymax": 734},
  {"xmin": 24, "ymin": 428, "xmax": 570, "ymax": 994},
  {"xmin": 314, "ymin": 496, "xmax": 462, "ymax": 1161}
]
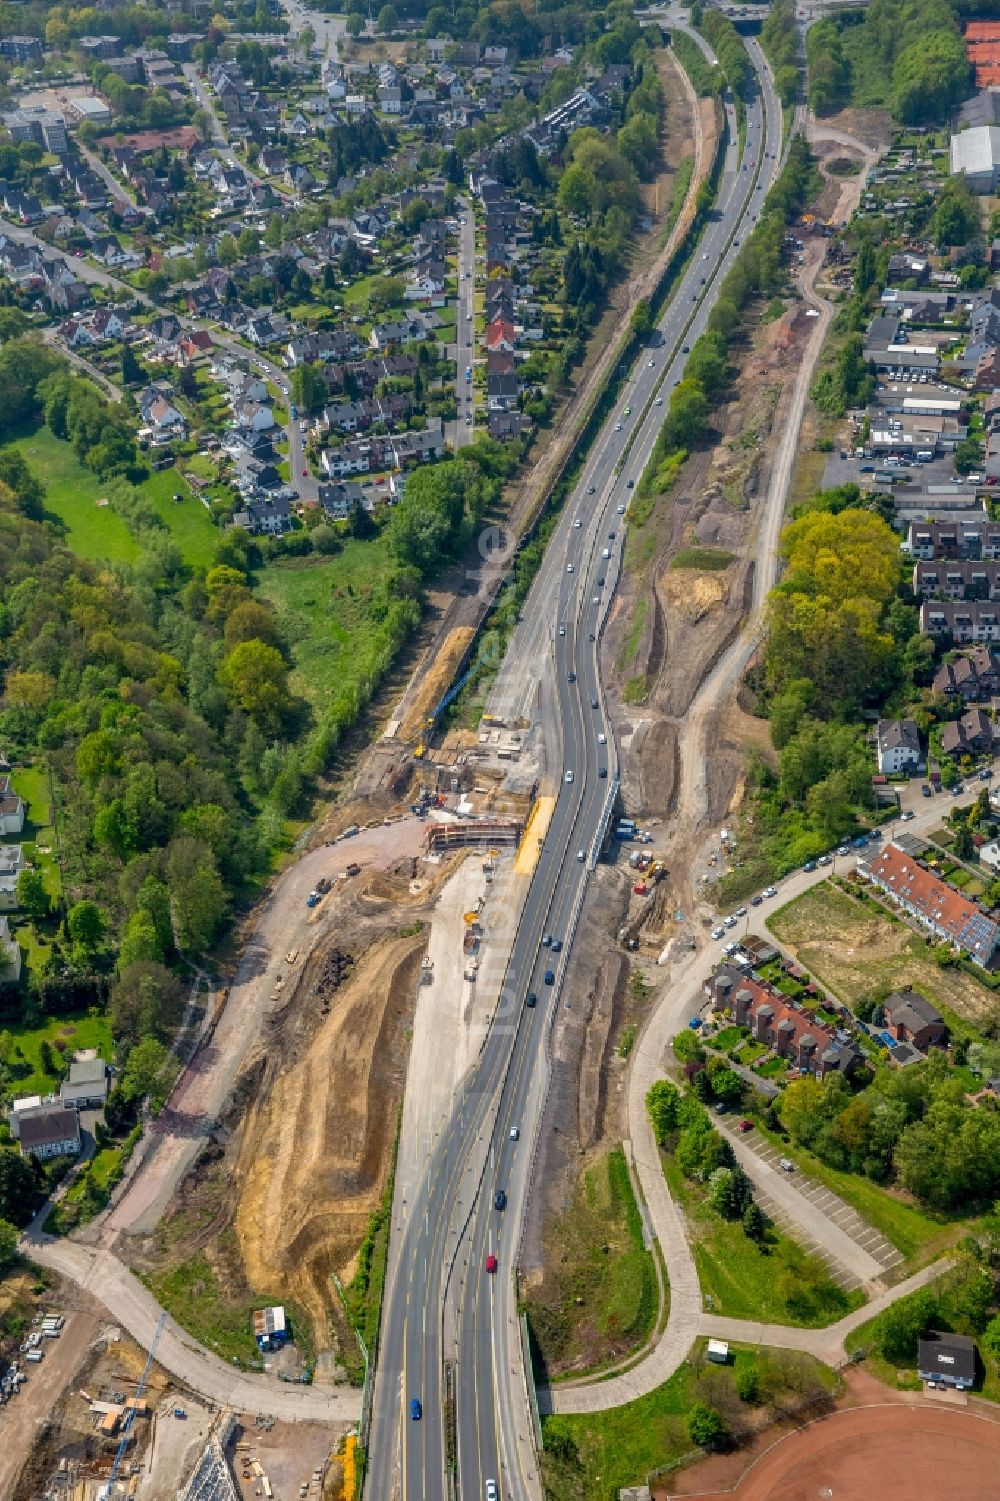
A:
[
  {"xmin": 687, "ymin": 1402, "xmax": 728, "ymax": 1449},
  {"xmin": 630, "ymin": 299, "xmax": 654, "ymax": 340},
  {"xmin": 735, "ymin": 1362, "xmax": 760, "ymax": 1402},
  {"xmin": 874, "ymin": 1288, "xmax": 938, "ymax": 1362},
  {"xmin": 166, "ymin": 837, "xmax": 227, "ymax": 953},
  {"xmin": 121, "ymin": 343, "xmax": 144, "ymax": 387},
  {"xmin": 110, "ymin": 961, "xmax": 185, "ymax": 1046},
  {"xmin": 646, "ymin": 1078, "xmax": 680, "ymax": 1144},
  {"xmin": 66, "ymin": 900, "xmax": 106, "ymax": 957},
  {"xmin": 663, "ymin": 377, "xmax": 710, "ymax": 449},
  {"xmin": 0, "ymin": 309, "xmax": 29, "ymax": 345},
  {"xmin": 121, "ymin": 1037, "xmax": 177, "ymax": 1112},
  {"xmin": 346, "ymin": 12, "xmax": 364, "ymax": 37},
  {"xmin": 218, "ymin": 640, "xmax": 292, "ymax": 728},
  {"xmin": 16, "ymin": 868, "xmax": 48, "ymax": 921},
  {"xmin": 0, "ymin": 1217, "xmax": 17, "ymax": 1271},
  {"xmin": 377, "ymin": 4, "xmax": 399, "ymax": 33},
  {"xmin": 193, "ymin": 107, "xmax": 216, "ymax": 143},
  {"xmin": 0, "ymin": 1148, "xmax": 38, "ymax": 1227},
  {"xmin": 291, "ymin": 360, "xmax": 327, "ymax": 417},
  {"xmin": 742, "ymin": 1200, "xmax": 766, "ymax": 1242}
]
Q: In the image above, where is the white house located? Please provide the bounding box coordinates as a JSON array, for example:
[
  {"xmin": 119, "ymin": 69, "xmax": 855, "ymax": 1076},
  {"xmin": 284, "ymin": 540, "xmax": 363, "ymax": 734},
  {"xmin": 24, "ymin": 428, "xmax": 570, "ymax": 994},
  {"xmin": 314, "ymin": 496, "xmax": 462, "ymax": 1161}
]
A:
[
  {"xmin": 0, "ymin": 775, "xmax": 25, "ymax": 835},
  {"xmin": 0, "ymin": 845, "xmax": 26, "ymax": 909},
  {"xmin": 875, "ymin": 718, "xmax": 921, "ymax": 775},
  {"xmin": 17, "ymin": 1102, "xmax": 82, "ymax": 1160},
  {"xmin": 233, "ymin": 399, "xmax": 274, "ymax": 432}
]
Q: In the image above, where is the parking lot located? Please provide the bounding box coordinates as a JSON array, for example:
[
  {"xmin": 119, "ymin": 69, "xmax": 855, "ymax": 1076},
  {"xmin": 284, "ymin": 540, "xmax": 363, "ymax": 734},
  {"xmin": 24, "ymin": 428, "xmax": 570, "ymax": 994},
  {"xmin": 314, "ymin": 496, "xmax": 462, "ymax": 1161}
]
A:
[{"xmin": 717, "ymin": 1117, "xmax": 904, "ymax": 1287}]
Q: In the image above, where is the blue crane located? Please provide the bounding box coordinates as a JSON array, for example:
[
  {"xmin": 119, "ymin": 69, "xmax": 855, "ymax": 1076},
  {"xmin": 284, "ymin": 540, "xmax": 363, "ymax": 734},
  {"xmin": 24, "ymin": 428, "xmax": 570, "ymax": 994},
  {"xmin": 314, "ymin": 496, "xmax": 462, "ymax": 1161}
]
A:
[{"xmin": 106, "ymin": 1310, "xmax": 167, "ymax": 1493}]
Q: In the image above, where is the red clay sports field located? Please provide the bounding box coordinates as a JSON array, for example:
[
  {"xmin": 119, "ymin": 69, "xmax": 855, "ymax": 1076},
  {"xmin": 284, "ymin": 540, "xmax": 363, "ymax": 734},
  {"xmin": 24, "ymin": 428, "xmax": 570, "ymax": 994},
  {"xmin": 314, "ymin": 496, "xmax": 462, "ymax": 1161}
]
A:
[{"xmin": 674, "ymin": 1403, "xmax": 1000, "ymax": 1500}]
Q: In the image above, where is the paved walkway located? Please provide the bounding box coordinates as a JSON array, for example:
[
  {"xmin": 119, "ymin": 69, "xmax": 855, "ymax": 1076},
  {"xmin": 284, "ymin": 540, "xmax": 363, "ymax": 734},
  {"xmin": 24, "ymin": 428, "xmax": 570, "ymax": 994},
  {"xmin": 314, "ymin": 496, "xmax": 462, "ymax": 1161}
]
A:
[{"xmin": 22, "ymin": 1237, "xmax": 362, "ymax": 1423}]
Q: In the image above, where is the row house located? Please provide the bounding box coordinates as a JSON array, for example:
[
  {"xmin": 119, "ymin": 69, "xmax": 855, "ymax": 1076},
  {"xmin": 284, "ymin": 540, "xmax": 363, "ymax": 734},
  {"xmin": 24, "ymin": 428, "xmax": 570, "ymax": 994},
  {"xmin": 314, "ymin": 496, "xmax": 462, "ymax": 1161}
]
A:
[
  {"xmin": 933, "ymin": 645, "xmax": 1000, "ymax": 698},
  {"xmin": 914, "ymin": 559, "xmax": 1000, "ymax": 601},
  {"xmin": 920, "ymin": 600, "xmax": 1000, "ymax": 642},
  {"xmin": 862, "ymin": 842, "xmax": 1000, "ymax": 965},
  {"xmin": 940, "ymin": 706, "xmax": 995, "ymax": 757},
  {"xmin": 906, "ymin": 520, "xmax": 1000, "ymax": 561},
  {"xmin": 706, "ymin": 966, "xmax": 861, "ymax": 1078}
]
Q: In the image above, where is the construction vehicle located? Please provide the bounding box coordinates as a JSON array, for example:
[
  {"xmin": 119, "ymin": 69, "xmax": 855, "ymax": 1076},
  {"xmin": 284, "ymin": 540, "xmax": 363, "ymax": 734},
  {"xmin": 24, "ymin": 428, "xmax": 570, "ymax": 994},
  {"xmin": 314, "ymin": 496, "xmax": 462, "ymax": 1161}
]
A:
[
  {"xmin": 106, "ymin": 1312, "xmax": 166, "ymax": 1491},
  {"xmin": 345, "ymin": 862, "xmax": 361, "ymax": 877},
  {"xmin": 315, "ymin": 876, "xmax": 331, "ymax": 895},
  {"xmin": 420, "ymin": 957, "xmax": 434, "ymax": 985}
]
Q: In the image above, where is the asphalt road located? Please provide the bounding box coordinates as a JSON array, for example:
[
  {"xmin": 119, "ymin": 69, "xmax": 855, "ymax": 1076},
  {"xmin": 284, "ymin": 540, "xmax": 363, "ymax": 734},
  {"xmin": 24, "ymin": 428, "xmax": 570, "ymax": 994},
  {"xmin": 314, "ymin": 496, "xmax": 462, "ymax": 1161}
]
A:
[{"xmin": 367, "ymin": 31, "xmax": 783, "ymax": 1501}]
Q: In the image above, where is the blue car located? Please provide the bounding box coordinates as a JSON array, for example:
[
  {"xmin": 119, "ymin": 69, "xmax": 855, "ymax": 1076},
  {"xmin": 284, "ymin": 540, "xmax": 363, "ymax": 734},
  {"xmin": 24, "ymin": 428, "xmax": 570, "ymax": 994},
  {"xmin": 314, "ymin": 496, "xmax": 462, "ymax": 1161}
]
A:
[
  {"xmin": 410, "ymin": 1398, "xmax": 422, "ymax": 1421},
  {"xmin": 544, "ymin": 969, "xmax": 555, "ymax": 985}
]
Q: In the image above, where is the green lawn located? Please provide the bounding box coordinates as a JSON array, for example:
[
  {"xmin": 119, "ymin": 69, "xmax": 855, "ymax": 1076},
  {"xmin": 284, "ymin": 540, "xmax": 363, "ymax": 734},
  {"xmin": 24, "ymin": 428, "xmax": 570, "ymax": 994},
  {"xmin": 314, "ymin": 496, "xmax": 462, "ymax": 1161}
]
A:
[
  {"xmin": 4, "ymin": 1011, "xmax": 113, "ymax": 1097},
  {"xmin": 8, "ymin": 424, "xmax": 218, "ymax": 569},
  {"xmin": 670, "ymin": 546, "xmax": 735, "ymax": 571},
  {"xmin": 662, "ymin": 1156, "xmax": 863, "ymax": 1327},
  {"xmin": 10, "ymin": 764, "xmax": 60, "ymax": 903},
  {"xmin": 256, "ymin": 537, "xmax": 402, "ymax": 712},
  {"xmin": 541, "ymin": 1342, "xmax": 840, "ymax": 1501}
]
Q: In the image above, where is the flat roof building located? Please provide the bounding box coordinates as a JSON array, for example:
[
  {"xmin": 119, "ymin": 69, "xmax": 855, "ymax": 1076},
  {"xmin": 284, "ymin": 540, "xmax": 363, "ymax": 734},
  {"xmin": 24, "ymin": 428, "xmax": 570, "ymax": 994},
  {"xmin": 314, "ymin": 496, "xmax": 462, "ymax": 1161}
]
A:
[{"xmin": 951, "ymin": 126, "xmax": 1000, "ymax": 192}]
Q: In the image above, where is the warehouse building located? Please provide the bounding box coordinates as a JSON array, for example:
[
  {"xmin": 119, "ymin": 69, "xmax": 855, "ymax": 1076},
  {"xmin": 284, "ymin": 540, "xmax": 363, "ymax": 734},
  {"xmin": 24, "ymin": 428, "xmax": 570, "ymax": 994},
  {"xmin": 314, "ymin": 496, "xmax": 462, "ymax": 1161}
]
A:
[{"xmin": 950, "ymin": 126, "xmax": 1000, "ymax": 192}]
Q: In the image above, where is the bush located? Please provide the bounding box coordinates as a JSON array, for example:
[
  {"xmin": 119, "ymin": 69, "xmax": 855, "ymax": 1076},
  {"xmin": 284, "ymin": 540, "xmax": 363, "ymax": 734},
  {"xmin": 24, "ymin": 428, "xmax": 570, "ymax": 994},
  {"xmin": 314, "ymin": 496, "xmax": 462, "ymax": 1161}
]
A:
[{"xmin": 687, "ymin": 1401, "xmax": 729, "ymax": 1449}]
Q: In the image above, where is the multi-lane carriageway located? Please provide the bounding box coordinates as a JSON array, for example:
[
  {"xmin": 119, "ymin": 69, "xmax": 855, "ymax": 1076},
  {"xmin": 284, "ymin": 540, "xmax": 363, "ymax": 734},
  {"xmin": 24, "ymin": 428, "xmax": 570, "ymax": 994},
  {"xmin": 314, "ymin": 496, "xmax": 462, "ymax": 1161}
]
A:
[{"xmin": 367, "ymin": 33, "xmax": 784, "ymax": 1501}]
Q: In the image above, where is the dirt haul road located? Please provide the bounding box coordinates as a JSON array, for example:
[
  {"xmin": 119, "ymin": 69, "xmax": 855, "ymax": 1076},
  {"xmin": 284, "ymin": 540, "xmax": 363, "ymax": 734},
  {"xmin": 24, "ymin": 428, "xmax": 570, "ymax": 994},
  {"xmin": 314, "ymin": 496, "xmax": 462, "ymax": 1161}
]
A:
[
  {"xmin": 105, "ymin": 819, "xmax": 426, "ymax": 1238},
  {"xmin": 18, "ymin": 1239, "xmax": 362, "ymax": 1423}
]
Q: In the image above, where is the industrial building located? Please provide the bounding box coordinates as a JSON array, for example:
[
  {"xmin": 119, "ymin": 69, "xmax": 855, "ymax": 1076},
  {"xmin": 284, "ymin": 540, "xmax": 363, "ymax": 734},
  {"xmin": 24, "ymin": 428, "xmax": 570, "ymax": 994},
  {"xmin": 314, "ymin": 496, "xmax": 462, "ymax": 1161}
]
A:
[{"xmin": 950, "ymin": 125, "xmax": 1000, "ymax": 192}]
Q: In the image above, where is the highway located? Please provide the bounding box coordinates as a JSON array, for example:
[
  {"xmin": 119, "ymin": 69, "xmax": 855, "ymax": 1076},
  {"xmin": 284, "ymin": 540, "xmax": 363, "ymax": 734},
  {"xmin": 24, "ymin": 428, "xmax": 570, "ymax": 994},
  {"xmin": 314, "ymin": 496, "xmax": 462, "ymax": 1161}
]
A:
[{"xmin": 367, "ymin": 30, "xmax": 783, "ymax": 1501}]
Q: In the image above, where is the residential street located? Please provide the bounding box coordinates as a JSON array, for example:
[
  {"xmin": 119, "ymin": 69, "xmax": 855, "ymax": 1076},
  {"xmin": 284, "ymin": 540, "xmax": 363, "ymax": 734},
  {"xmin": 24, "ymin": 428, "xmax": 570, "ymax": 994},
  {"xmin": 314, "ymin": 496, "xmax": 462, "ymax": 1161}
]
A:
[{"xmin": 448, "ymin": 198, "xmax": 476, "ymax": 450}]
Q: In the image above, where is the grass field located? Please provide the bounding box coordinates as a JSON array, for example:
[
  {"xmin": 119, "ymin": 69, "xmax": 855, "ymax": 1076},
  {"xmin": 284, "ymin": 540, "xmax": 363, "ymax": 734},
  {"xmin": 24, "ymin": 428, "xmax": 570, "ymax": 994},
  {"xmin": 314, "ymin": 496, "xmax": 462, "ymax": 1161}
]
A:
[
  {"xmin": 661, "ymin": 1156, "xmax": 863, "ymax": 1327},
  {"xmin": 670, "ymin": 546, "xmax": 735, "ymax": 571},
  {"xmin": 527, "ymin": 1146, "xmax": 658, "ymax": 1381},
  {"xmin": 540, "ymin": 1341, "xmax": 840, "ymax": 1501},
  {"xmin": 768, "ymin": 879, "xmax": 997, "ymax": 1028},
  {"xmin": 256, "ymin": 537, "xmax": 401, "ymax": 712},
  {"xmin": 144, "ymin": 1244, "xmax": 275, "ymax": 1367},
  {"xmin": 8, "ymin": 424, "xmax": 218, "ymax": 569},
  {"xmin": 4, "ymin": 1012, "xmax": 114, "ymax": 1097}
]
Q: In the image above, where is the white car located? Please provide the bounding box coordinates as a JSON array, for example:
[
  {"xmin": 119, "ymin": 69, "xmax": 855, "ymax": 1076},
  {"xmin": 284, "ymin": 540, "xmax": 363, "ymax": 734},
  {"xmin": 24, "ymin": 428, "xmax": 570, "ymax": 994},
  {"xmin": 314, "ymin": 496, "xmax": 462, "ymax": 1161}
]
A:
[
  {"xmin": 648, "ymin": 358, "xmax": 655, "ymax": 367},
  {"xmin": 712, "ymin": 926, "xmax": 725, "ymax": 939},
  {"xmin": 617, "ymin": 503, "xmax": 626, "ymax": 513},
  {"xmin": 558, "ymin": 625, "xmax": 565, "ymax": 636},
  {"xmin": 763, "ymin": 885, "xmax": 777, "ymax": 898},
  {"xmin": 655, "ymin": 395, "xmax": 663, "ymax": 405},
  {"xmin": 566, "ymin": 562, "xmax": 574, "ymax": 573},
  {"xmin": 564, "ymin": 770, "xmax": 574, "ymax": 783},
  {"xmin": 614, "ymin": 422, "xmax": 622, "ymax": 432},
  {"xmin": 598, "ymin": 733, "xmax": 606, "ymax": 745},
  {"xmin": 510, "ymin": 1127, "xmax": 519, "ymax": 1140},
  {"xmin": 574, "ymin": 518, "xmax": 582, "ymax": 528}
]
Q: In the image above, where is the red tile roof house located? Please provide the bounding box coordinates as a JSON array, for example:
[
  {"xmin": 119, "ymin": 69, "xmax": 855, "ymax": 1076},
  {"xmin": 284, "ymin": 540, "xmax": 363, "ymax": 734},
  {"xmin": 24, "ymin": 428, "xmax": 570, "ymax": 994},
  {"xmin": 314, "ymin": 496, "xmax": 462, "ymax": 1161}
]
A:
[
  {"xmin": 861, "ymin": 842, "xmax": 1000, "ymax": 966},
  {"xmin": 704, "ymin": 965, "xmax": 861, "ymax": 1078},
  {"xmin": 484, "ymin": 318, "xmax": 515, "ymax": 353}
]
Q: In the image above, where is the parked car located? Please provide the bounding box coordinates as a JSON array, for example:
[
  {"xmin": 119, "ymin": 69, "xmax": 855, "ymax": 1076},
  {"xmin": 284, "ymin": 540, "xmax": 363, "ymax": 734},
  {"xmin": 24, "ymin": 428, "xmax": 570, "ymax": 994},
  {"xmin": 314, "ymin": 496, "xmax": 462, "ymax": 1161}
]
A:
[
  {"xmin": 738, "ymin": 1119, "xmax": 753, "ymax": 1133},
  {"xmin": 779, "ymin": 1157, "xmax": 794, "ymax": 1172},
  {"xmin": 763, "ymin": 885, "xmax": 777, "ymax": 898},
  {"xmin": 900, "ymin": 809, "xmax": 915, "ymax": 821}
]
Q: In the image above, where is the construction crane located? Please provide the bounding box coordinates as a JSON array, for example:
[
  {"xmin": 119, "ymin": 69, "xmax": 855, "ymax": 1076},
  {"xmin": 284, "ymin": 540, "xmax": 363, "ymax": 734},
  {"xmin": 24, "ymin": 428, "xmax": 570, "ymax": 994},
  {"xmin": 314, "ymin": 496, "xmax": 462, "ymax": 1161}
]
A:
[{"xmin": 104, "ymin": 1310, "xmax": 167, "ymax": 1495}]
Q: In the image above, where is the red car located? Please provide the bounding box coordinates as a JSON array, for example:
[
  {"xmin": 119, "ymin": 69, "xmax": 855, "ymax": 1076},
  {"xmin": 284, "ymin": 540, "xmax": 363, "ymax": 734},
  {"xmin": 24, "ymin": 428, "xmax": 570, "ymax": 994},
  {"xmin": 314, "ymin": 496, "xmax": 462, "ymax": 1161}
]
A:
[
  {"xmin": 301, "ymin": 468, "xmax": 308, "ymax": 476},
  {"xmin": 738, "ymin": 1120, "xmax": 753, "ymax": 1133},
  {"xmin": 485, "ymin": 1254, "xmax": 498, "ymax": 1274}
]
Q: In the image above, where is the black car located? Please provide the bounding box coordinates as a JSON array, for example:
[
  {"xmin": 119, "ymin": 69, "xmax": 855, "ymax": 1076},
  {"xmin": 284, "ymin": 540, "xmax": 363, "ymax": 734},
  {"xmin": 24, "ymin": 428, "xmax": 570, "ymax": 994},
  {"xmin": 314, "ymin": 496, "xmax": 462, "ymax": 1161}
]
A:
[
  {"xmin": 567, "ymin": 670, "xmax": 576, "ymax": 683},
  {"xmin": 598, "ymin": 766, "xmax": 607, "ymax": 779},
  {"xmin": 526, "ymin": 991, "xmax": 537, "ymax": 1008},
  {"xmin": 591, "ymin": 698, "xmax": 599, "ymax": 709},
  {"xmin": 627, "ymin": 479, "xmax": 635, "ymax": 488},
  {"xmin": 495, "ymin": 1189, "xmax": 507, "ymax": 1211},
  {"xmin": 750, "ymin": 894, "xmax": 763, "ymax": 906},
  {"xmin": 588, "ymin": 632, "xmax": 595, "ymax": 642}
]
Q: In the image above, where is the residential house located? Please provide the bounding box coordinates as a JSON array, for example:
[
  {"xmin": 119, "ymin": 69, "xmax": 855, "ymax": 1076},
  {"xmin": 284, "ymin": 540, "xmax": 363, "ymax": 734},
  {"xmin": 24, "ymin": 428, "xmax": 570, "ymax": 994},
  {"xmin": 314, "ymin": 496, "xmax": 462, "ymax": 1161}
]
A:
[
  {"xmin": 484, "ymin": 318, "xmax": 515, "ymax": 353},
  {"xmin": 861, "ymin": 842, "xmax": 1000, "ymax": 965},
  {"xmin": 875, "ymin": 718, "xmax": 921, "ymax": 774},
  {"xmin": 487, "ymin": 410, "xmax": 531, "ymax": 442},
  {"xmin": 90, "ymin": 308, "xmax": 127, "ymax": 341},
  {"xmin": 0, "ymin": 917, "xmax": 20, "ymax": 983},
  {"xmin": 914, "ymin": 560, "xmax": 1000, "ymax": 602},
  {"xmin": 0, "ymin": 845, "xmax": 26, "ymax": 910},
  {"xmin": 59, "ymin": 1056, "xmax": 110, "ymax": 1108},
  {"xmin": 933, "ymin": 646, "xmax": 1000, "ymax": 698},
  {"xmin": 140, "ymin": 389, "xmax": 186, "ymax": 438},
  {"xmin": 0, "ymin": 776, "xmax": 24, "ymax": 836},
  {"xmin": 921, "ymin": 600, "xmax": 1000, "ymax": 642},
  {"xmin": 705, "ymin": 965, "xmax": 861, "ymax": 1078},
  {"xmin": 232, "ymin": 496, "xmax": 293, "ymax": 535},
  {"xmin": 906, "ymin": 520, "xmax": 1000, "ymax": 561},
  {"xmin": 940, "ymin": 706, "xmax": 995, "ymax": 757},
  {"xmin": 917, "ymin": 1332, "xmax": 976, "ymax": 1390},
  {"xmin": 234, "ymin": 399, "xmax": 274, "ymax": 432},
  {"xmin": 17, "ymin": 1103, "xmax": 82, "ymax": 1161},
  {"xmin": 882, "ymin": 990, "xmax": 947, "ymax": 1051}
]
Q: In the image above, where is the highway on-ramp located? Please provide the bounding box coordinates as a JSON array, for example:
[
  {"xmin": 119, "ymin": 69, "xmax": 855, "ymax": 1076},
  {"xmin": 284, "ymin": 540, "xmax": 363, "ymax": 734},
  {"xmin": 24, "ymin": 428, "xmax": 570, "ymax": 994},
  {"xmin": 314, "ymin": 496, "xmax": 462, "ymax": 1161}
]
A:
[{"xmin": 367, "ymin": 34, "xmax": 783, "ymax": 1501}]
